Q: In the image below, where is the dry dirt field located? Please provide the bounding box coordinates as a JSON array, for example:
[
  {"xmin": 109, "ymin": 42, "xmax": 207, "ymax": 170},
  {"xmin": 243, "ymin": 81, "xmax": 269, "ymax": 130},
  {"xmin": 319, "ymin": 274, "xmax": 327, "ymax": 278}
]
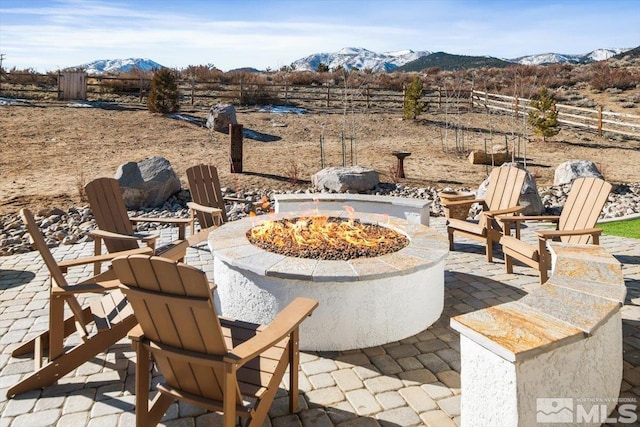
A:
[{"xmin": 1, "ymin": 102, "xmax": 639, "ymax": 216}]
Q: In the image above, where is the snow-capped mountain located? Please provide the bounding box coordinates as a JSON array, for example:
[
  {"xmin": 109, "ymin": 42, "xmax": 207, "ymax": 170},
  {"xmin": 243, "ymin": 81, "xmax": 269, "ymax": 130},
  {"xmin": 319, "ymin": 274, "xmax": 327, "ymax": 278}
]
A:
[
  {"xmin": 510, "ymin": 48, "xmax": 630, "ymax": 65},
  {"xmin": 291, "ymin": 47, "xmax": 431, "ymax": 72},
  {"xmin": 75, "ymin": 58, "xmax": 164, "ymax": 75}
]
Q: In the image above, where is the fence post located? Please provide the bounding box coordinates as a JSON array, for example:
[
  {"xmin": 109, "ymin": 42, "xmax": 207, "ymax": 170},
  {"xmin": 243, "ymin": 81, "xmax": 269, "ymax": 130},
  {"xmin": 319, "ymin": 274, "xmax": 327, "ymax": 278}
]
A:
[
  {"xmin": 190, "ymin": 78, "xmax": 195, "ymax": 105},
  {"xmin": 469, "ymin": 90, "xmax": 473, "ymax": 110},
  {"xmin": 326, "ymin": 84, "xmax": 330, "ymax": 107},
  {"xmin": 402, "ymin": 85, "xmax": 406, "ymax": 110},
  {"xmin": 514, "ymin": 96, "xmax": 519, "ymax": 118},
  {"xmin": 366, "ymin": 85, "xmax": 370, "ymax": 108},
  {"xmin": 438, "ymin": 88, "xmax": 442, "ymax": 109},
  {"xmin": 597, "ymin": 106, "xmax": 603, "ymax": 136},
  {"xmin": 139, "ymin": 76, "xmax": 144, "ymax": 103},
  {"xmin": 284, "ymin": 80, "xmax": 289, "ymax": 105},
  {"xmin": 229, "ymin": 124, "xmax": 243, "ymax": 173}
]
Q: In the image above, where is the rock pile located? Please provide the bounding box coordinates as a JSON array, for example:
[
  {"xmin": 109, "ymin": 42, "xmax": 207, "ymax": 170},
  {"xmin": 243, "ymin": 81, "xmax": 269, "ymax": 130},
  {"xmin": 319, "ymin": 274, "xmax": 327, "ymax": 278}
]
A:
[{"xmin": 2, "ymin": 183, "xmax": 639, "ymax": 256}]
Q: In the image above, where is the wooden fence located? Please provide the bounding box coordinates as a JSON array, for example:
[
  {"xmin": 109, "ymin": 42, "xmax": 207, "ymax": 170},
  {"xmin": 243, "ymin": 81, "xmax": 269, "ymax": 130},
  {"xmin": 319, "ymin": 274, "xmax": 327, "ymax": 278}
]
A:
[
  {"xmin": 471, "ymin": 90, "xmax": 640, "ymax": 138},
  {"xmin": 1, "ymin": 71, "xmax": 638, "ymax": 138}
]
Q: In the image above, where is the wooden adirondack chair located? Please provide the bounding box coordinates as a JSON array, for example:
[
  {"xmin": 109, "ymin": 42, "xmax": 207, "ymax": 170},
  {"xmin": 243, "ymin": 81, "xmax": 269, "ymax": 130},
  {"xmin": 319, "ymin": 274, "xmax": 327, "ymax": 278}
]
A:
[
  {"xmin": 185, "ymin": 164, "xmax": 226, "ymax": 241},
  {"xmin": 112, "ymin": 254, "xmax": 318, "ymax": 427},
  {"xmin": 85, "ymin": 177, "xmax": 192, "ymax": 273},
  {"xmin": 6, "ymin": 208, "xmax": 159, "ymax": 397},
  {"xmin": 499, "ymin": 177, "xmax": 612, "ymax": 284},
  {"xmin": 186, "ymin": 165, "xmax": 268, "ymax": 243},
  {"xmin": 447, "ymin": 166, "xmax": 527, "ymax": 261}
]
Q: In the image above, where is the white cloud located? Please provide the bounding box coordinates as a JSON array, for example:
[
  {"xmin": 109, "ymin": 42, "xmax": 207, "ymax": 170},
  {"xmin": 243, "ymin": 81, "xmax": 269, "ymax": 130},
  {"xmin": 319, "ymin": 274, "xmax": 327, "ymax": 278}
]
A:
[{"xmin": 1, "ymin": 0, "xmax": 638, "ymax": 71}]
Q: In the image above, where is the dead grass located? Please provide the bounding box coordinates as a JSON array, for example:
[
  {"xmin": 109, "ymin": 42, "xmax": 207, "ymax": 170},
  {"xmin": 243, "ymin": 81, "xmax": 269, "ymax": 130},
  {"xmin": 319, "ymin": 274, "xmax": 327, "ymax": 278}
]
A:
[{"xmin": 0, "ymin": 103, "xmax": 638, "ymax": 216}]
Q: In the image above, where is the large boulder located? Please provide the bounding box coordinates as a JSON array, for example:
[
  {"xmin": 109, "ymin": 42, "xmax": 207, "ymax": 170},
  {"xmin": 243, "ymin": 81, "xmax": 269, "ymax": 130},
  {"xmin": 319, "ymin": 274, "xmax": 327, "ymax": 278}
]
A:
[
  {"xmin": 554, "ymin": 160, "xmax": 603, "ymax": 185},
  {"xmin": 477, "ymin": 162, "xmax": 544, "ymax": 215},
  {"xmin": 206, "ymin": 103, "xmax": 238, "ymax": 133},
  {"xmin": 115, "ymin": 156, "xmax": 181, "ymax": 209},
  {"xmin": 312, "ymin": 166, "xmax": 379, "ymax": 193}
]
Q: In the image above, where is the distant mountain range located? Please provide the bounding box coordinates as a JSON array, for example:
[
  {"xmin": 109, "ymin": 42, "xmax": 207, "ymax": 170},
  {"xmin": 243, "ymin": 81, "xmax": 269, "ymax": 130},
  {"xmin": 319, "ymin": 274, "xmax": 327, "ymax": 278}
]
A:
[
  {"xmin": 73, "ymin": 46, "xmax": 632, "ymax": 75},
  {"xmin": 74, "ymin": 58, "xmax": 163, "ymax": 74},
  {"xmin": 290, "ymin": 47, "xmax": 432, "ymax": 73},
  {"xmin": 295, "ymin": 47, "xmax": 631, "ymax": 72}
]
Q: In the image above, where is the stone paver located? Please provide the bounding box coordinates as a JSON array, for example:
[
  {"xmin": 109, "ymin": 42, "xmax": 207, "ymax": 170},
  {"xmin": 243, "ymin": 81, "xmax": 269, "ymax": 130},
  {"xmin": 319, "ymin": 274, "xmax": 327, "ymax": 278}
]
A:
[{"xmin": 0, "ymin": 218, "xmax": 638, "ymax": 426}]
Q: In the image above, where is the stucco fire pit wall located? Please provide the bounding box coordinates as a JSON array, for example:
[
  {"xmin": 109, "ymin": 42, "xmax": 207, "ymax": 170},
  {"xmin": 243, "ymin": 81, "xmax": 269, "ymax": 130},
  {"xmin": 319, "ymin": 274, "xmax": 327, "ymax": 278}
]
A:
[
  {"xmin": 451, "ymin": 242, "xmax": 626, "ymax": 427},
  {"xmin": 274, "ymin": 193, "xmax": 431, "ymax": 226},
  {"xmin": 208, "ymin": 210, "xmax": 448, "ymax": 351}
]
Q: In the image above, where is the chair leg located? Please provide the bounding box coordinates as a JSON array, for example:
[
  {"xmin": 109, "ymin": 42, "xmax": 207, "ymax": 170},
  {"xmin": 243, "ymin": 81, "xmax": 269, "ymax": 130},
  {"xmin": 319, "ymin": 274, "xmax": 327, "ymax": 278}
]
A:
[
  {"xmin": 147, "ymin": 393, "xmax": 174, "ymax": 427},
  {"xmin": 6, "ymin": 314, "xmax": 137, "ymax": 398},
  {"xmin": 505, "ymin": 254, "xmax": 514, "ymax": 274},
  {"xmin": 224, "ymin": 364, "xmax": 238, "ymax": 427},
  {"xmin": 448, "ymin": 229, "xmax": 455, "ymax": 251},
  {"xmin": 486, "ymin": 237, "xmax": 493, "ymax": 262},
  {"xmin": 12, "ymin": 307, "xmax": 93, "ymax": 357},
  {"xmin": 289, "ymin": 329, "xmax": 300, "ymax": 413},
  {"xmin": 250, "ymin": 352, "xmax": 290, "ymax": 427}
]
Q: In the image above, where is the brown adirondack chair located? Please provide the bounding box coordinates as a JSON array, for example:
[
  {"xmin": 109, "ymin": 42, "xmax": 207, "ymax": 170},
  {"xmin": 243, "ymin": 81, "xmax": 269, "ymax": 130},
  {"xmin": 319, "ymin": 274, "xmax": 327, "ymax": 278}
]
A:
[
  {"xmin": 447, "ymin": 166, "xmax": 527, "ymax": 261},
  {"xmin": 112, "ymin": 254, "xmax": 318, "ymax": 427},
  {"xmin": 186, "ymin": 164, "xmax": 268, "ymax": 243},
  {"xmin": 185, "ymin": 165, "xmax": 226, "ymax": 240},
  {"xmin": 7, "ymin": 208, "xmax": 158, "ymax": 397},
  {"xmin": 499, "ymin": 177, "xmax": 612, "ymax": 284},
  {"xmin": 85, "ymin": 177, "xmax": 192, "ymax": 273}
]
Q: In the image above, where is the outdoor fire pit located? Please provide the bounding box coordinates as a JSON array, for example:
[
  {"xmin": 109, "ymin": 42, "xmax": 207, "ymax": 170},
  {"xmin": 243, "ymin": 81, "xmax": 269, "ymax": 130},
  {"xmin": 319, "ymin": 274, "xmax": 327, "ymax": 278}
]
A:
[{"xmin": 209, "ymin": 209, "xmax": 448, "ymax": 351}]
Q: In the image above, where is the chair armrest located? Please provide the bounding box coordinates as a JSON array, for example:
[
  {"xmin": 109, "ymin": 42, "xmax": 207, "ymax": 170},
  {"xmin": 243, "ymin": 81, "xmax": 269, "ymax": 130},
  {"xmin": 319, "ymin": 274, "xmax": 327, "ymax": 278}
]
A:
[
  {"xmin": 57, "ymin": 246, "xmax": 153, "ymax": 270},
  {"xmin": 500, "ymin": 215, "xmax": 560, "ymax": 225},
  {"xmin": 223, "ymin": 196, "xmax": 253, "ymax": 204},
  {"xmin": 441, "ymin": 198, "xmax": 483, "ymax": 207},
  {"xmin": 484, "ymin": 206, "xmax": 524, "ymax": 218},
  {"xmin": 224, "ymin": 297, "xmax": 318, "ymax": 365},
  {"xmin": 90, "ymin": 229, "xmax": 158, "ymax": 243},
  {"xmin": 129, "ymin": 217, "xmax": 192, "ymax": 225},
  {"xmin": 187, "ymin": 202, "xmax": 223, "ymax": 215},
  {"xmin": 128, "ymin": 325, "xmax": 145, "ymax": 343},
  {"xmin": 536, "ymin": 228, "xmax": 602, "ymax": 240},
  {"xmin": 53, "ymin": 269, "xmax": 121, "ymax": 294}
]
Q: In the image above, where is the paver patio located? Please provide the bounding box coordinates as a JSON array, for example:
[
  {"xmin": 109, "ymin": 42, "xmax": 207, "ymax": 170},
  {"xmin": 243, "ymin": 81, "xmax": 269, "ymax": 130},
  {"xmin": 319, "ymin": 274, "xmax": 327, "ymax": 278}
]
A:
[{"xmin": 0, "ymin": 217, "xmax": 638, "ymax": 426}]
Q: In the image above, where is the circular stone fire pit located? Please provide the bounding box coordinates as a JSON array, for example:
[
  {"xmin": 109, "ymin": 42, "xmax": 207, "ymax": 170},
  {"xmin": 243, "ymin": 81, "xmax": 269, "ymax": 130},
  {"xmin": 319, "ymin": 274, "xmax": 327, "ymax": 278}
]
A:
[{"xmin": 209, "ymin": 210, "xmax": 448, "ymax": 351}]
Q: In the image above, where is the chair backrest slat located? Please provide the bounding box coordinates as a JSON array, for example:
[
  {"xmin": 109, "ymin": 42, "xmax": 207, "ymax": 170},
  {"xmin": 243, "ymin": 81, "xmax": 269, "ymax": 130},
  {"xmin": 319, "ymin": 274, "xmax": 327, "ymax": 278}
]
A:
[
  {"xmin": 85, "ymin": 177, "xmax": 138, "ymax": 253},
  {"xmin": 186, "ymin": 165, "xmax": 227, "ymax": 226},
  {"xmin": 559, "ymin": 177, "xmax": 611, "ymax": 244},
  {"xmin": 19, "ymin": 208, "xmax": 68, "ymax": 288},
  {"xmin": 478, "ymin": 167, "xmax": 526, "ymax": 229},
  {"xmin": 484, "ymin": 167, "xmax": 527, "ymax": 211},
  {"xmin": 113, "ymin": 255, "xmax": 234, "ymax": 402}
]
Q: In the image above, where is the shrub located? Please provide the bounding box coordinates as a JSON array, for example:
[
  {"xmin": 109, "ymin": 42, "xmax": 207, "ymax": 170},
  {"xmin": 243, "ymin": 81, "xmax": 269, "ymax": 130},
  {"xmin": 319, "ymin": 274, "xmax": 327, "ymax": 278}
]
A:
[
  {"xmin": 528, "ymin": 87, "xmax": 560, "ymax": 141},
  {"xmin": 147, "ymin": 68, "xmax": 179, "ymax": 113},
  {"xmin": 403, "ymin": 75, "xmax": 425, "ymax": 119}
]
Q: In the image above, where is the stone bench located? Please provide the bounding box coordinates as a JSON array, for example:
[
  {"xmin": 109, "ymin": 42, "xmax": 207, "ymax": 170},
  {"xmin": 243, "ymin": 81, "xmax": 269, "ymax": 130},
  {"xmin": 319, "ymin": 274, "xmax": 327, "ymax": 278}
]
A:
[
  {"xmin": 451, "ymin": 242, "xmax": 626, "ymax": 426},
  {"xmin": 273, "ymin": 193, "xmax": 431, "ymax": 226}
]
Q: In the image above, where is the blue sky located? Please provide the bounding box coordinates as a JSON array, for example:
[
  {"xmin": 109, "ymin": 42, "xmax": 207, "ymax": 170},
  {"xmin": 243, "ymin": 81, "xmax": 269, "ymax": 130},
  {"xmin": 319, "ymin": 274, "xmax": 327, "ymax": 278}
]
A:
[{"xmin": 1, "ymin": 0, "xmax": 639, "ymax": 72}]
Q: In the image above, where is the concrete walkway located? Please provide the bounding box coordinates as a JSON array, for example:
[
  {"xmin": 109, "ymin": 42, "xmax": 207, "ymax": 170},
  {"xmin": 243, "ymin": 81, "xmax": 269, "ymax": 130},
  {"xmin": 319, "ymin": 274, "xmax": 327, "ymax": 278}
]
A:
[{"xmin": 0, "ymin": 218, "xmax": 638, "ymax": 426}]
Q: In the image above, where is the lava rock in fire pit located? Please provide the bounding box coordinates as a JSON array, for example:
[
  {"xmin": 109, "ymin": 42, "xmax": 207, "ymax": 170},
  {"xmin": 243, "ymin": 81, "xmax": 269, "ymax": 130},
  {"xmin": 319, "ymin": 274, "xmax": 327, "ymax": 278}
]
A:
[{"xmin": 312, "ymin": 166, "xmax": 379, "ymax": 193}]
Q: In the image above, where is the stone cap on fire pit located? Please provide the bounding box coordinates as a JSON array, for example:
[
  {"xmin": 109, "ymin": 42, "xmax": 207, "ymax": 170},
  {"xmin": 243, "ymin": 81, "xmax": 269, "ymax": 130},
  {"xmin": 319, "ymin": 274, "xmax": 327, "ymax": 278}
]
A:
[{"xmin": 208, "ymin": 210, "xmax": 448, "ymax": 282}]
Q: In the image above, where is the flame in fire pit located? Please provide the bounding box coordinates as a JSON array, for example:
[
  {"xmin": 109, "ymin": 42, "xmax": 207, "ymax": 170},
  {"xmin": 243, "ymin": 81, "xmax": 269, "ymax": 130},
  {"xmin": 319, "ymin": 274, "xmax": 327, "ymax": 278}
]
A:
[{"xmin": 247, "ymin": 210, "xmax": 409, "ymax": 260}]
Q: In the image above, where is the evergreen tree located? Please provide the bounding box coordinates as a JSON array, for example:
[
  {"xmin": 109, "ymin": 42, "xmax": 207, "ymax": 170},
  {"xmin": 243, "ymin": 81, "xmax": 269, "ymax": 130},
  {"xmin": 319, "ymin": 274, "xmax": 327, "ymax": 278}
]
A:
[
  {"xmin": 528, "ymin": 87, "xmax": 559, "ymax": 142},
  {"xmin": 316, "ymin": 62, "xmax": 329, "ymax": 73},
  {"xmin": 147, "ymin": 68, "xmax": 179, "ymax": 113},
  {"xmin": 403, "ymin": 75, "xmax": 425, "ymax": 120}
]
